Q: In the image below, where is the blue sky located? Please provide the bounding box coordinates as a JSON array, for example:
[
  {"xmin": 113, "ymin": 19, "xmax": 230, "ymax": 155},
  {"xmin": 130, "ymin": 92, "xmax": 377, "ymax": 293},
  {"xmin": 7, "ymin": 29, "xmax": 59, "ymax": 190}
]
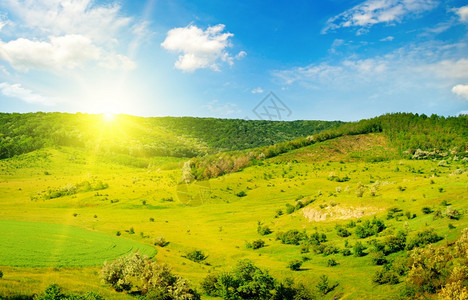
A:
[{"xmin": 0, "ymin": 0, "xmax": 467, "ymax": 121}]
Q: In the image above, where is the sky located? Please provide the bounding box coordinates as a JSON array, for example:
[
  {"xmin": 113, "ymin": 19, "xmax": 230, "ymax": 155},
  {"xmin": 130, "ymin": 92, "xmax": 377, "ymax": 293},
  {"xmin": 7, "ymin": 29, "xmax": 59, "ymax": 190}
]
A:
[{"xmin": 0, "ymin": 0, "xmax": 467, "ymax": 121}]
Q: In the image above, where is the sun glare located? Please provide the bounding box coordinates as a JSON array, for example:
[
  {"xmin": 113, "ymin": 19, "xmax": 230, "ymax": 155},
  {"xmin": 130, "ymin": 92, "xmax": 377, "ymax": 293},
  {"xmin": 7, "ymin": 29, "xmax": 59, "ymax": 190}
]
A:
[{"xmin": 103, "ymin": 112, "xmax": 115, "ymax": 122}]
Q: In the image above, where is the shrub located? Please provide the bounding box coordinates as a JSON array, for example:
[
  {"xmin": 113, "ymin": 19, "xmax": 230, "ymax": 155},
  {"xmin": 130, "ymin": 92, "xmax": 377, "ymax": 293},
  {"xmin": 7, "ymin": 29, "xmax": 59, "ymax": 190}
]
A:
[
  {"xmin": 288, "ymin": 259, "xmax": 303, "ymax": 271},
  {"xmin": 257, "ymin": 225, "xmax": 272, "ymax": 236},
  {"xmin": 101, "ymin": 252, "xmax": 199, "ymax": 298},
  {"xmin": 372, "ymin": 268, "xmax": 399, "ymax": 285},
  {"xmin": 316, "ymin": 275, "xmax": 338, "ymax": 295},
  {"xmin": 381, "ymin": 231, "xmax": 407, "ymax": 255},
  {"xmin": 236, "ymin": 191, "xmax": 247, "ymax": 197},
  {"xmin": 355, "ymin": 218, "xmax": 386, "ymax": 238},
  {"xmin": 247, "ymin": 239, "xmax": 266, "ymax": 250},
  {"xmin": 353, "ymin": 242, "xmax": 366, "ymax": 257},
  {"xmin": 0, "ymin": 270, "xmax": 3, "ymax": 279},
  {"xmin": 422, "ymin": 207, "xmax": 433, "ymax": 214},
  {"xmin": 276, "ymin": 230, "xmax": 308, "ymax": 245},
  {"xmin": 116, "ymin": 231, "xmax": 121, "ymax": 236},
  {"xmin": 285, "ymin": 203, "xmax": 295, "ymax": 214},
  {"xmin": 406, "ymin": 229, "xmax": 443, "ymax": 250},
  {"xmin": 149, "ymin": 217, "xmax": 155, "ymax": 222},
  {"xmin": 335, "ymin": 225, "xmax": 351, "ymax": 237},
  {"xmin": 370, "ymin": 251, "xmax": 387, "ymax": 265},
  {"xmin": 309, "ymin": 232, "xmax": 327, "ymax": 245},
  {"xmin": 312, "ymin": 243, "xmax": 339, "ymax": 256},
  {"xmin": 154, "ymin": 236, "xmax": 169, "ymax": 247},
  {"xmin": 129, "ymin": 227, "xmax": 135, "ymax": 234},
  {"xmin": 327, "ymin": 259, "xmax": 338, "ymax": 267},
  {"xmin": 185, "ymin": 250, "xmax": 207, "ymax": 263},
  {"xmin": 341, "ymin": 248, "xmax": 352, "ymax": 256},
  {"xmin": 200, "ymin": 274, "xmax": 219, "ymax": 297}
]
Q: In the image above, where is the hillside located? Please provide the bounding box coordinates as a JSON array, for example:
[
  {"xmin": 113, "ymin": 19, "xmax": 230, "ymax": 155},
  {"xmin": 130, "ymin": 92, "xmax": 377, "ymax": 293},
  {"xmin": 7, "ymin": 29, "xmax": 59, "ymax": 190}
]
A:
[
  {"xmin": 0, "ymin": 112, "xmax": 343, "ymax": 159},
  {"xmin": 0, "ymin": 113, "xmax": 467, "ymax": 299},
  {"xmin": 186, "ymin": 113, "xmax": 468, "ymax": 180}
]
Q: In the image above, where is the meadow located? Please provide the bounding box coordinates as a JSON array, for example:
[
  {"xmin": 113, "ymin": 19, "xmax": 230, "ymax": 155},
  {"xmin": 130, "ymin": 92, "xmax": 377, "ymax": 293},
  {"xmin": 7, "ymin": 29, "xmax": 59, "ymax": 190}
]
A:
[{"xmin": 0, "ymin": 113, "xmax": 466, "ymax": 299}]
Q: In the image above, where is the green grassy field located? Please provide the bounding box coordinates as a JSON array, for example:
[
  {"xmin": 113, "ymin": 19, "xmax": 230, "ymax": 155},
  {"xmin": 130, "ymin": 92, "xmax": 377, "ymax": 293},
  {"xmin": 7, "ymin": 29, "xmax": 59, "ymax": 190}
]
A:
[
  {"xmin": 0, "ymin": 219, "xmax": 156, "ymax": 267},
  {"xmin": 0, "ymin": 115, "xmax": 467, "ymax": 299}
]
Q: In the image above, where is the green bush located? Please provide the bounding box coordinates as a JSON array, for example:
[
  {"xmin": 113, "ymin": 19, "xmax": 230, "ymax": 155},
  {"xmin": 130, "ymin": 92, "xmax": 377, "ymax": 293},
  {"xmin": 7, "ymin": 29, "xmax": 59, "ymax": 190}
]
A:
[
  {"xmin": 276, "ymin": 230, "xmax": 308, "ymax": 245},
  {"xmin": 370, "ymin": 251, "xmax": 387, "ymax": 265},
  {"xmin": 285, "ymin": 204, "xmax": 295, "ymax": 214},
  {"xmin": 185, "ymin": 250, "xmax": 207, "ymax": 263},
  {"xmin": 288, "ymin": 259, "xmax": 303, "ymax": 271},
  {"xmin": 335, "ymin": 225, "xmax": 351, "ymax": 237},
  {"xmin": 406, "ymin": 229, "xmax": 443, "ymax": 250},
  {"xmin": 355, "ymin": 218, "xmax": 386, "ymax": 238},
  {"xmin": 421, "ymin": 207, "xmax": 432, "ymax": 214},
  {"xmin": 353, "ymin": 242, "xmax": 366, "ymax": 257},
  {"xmin": 0, "ymin": 270, "xmax": 3, "ymax": 279},
  {"xmin": 236, "ymin": 191, "xmax": 247, "ymax": 197},
  {"xmin": 372, "ymin": 268, "xmax": 399, "ymax": 285},
  {"xmin": 316, "ymin": 275, "xmax": 338, "ymax": 295},
  {"xmin": 257, "ymin": 225, "xmax": 272, "ymax": 236},
  {"xmin": 101, "ymin": 252, "xmax": 199, "ymax": 298},
  {"xmin": 247, "ymin": 239, "xmax": 266, "ymax": 250},
  {"xmin": 327, "ymin": 259, "xmax": 338, "ymax": 267}
]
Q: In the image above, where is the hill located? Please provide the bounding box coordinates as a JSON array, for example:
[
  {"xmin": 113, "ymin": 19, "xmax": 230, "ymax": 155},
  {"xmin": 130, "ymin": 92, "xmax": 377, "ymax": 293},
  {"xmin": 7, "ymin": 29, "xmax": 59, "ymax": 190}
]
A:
[
  {"xmin": 0, "ymin": 112, "xmax": 467, "ymax": 299},
  {"xmin": 0, "ymin": 112, "xmax": 343, "ymax": 159}
]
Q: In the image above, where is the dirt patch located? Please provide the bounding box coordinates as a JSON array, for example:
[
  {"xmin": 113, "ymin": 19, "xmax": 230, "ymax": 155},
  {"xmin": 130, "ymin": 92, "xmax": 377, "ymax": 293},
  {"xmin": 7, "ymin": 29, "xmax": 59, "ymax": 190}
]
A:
[{"xmin": 303, "ymin": 205, "xmax": 382, "ymax": 222}]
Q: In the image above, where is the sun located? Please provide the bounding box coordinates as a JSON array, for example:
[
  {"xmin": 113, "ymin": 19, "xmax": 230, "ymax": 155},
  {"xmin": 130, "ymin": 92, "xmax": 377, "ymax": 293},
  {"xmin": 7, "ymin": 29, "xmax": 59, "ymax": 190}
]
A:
[{"xmin": 102, "ymin": 112, "xmax": 115, "ymax": 122}]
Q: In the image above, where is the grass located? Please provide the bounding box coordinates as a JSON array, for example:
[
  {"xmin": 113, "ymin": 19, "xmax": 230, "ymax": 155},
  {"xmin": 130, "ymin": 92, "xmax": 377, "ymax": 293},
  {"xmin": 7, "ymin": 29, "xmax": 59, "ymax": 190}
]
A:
[
  {"xmin": 0, "ymin": 133, "xmax": 466, "ymax": 299},
  {"xmin": 0, "ymin": 219, "xmax": 156, "ymax": 267}
]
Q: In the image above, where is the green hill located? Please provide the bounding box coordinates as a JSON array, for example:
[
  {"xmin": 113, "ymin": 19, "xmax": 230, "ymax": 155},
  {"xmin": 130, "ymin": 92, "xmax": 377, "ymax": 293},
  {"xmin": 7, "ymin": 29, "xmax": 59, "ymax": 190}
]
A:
[
  {"xmin": 0, "ymin": 112, "xmax": 466, "ymax": 299},
  {"xmin": 0, "ymin": 112, "xmax": 343, "ymax": 159}
]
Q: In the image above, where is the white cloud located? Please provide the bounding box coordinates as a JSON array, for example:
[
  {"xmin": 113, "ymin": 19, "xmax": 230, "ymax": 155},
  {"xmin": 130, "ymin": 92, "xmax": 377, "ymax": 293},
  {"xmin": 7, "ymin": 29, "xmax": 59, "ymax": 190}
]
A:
[
  {"xmin": 0, "ymin": 1, "xmax": 140, "ymax": 71},
  {"xmin": 3, "ymin": 0, "xmax": 131, "ymax": 42},
  {"xmin": 455, "ymin": 6, "xmax": 468, "ymax": 23},
  {"xmin": 380, "ymin": 36, "xmax": 395, "ymax": 42},
  {"xmin": 161, "ymin": 24, "xmax": 242, "ymax": 72},
  {"xmin": 0, "ymin": 34, "xmax": 136, "ymax": 71},
  {"xmin": 0, "ymin": 35, "xmax": 100, "ymax": 71},
  {"xmin": 0, "ymin": 82, "xmax": 57, "ymax": 105},
  {"xmin": 273, "ymin": 41, "xmax": 468, "ymax": 99},
  {"xmin": 204, "ymin": 99, "xmax": 241, "ymax": 115},
  {"xmin": 251, "ymin": 87, "xmax": 264, "ymax": 94},
  {"xmin": 452, "ymin": 84, "xmax": 468, "ymax": 100},
  {"xmin": 323, "ymin": 0, "xmax": 438, "ymax": 33}
]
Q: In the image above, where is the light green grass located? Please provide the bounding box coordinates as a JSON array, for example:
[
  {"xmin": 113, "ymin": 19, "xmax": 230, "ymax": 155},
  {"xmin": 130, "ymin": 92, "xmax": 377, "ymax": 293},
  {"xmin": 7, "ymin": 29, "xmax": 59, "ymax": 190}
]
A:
[
  {"xmin": 0, "ymin": 134, "xmax": 466, "ymax": 299},
  {"xmin": 0, "ymin": 219, "xmax": 156, "ymax": 267}
]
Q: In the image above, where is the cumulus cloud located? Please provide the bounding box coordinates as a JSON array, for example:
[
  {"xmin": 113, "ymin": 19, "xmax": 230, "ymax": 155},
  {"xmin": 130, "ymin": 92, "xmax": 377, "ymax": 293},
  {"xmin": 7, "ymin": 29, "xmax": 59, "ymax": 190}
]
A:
[
  {"xmin": 452, "ymin": 84, "xmax": 468, "ymax": 100},
  {"xmin": 2, "ymin": 0, "xmax": 131, "ymax": 42},
  {"xmin": 323, "ymin": 0, "xmax": 438, "ymax": 34},
  {"xmin": 0, "ymin": 35, "xmax": 100, "ymax": 71},
  {"xmin": 455, "ymin": 6, "xmax": 468, "ymax": 23},
  {"xmin": 161, "ymin": 24, "xmax": 244, "ymax": 72},
  {"xmin": 0, "ymin": 82, "xmax": 57, "ymax": 105},
  {"xmin": 0, "ymin": 0, "xmax": 139, "ymax": 71}
]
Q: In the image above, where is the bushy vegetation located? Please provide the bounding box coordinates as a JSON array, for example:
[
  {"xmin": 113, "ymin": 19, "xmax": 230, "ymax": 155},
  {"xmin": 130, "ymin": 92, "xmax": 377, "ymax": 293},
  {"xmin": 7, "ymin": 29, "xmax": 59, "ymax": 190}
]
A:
[
  {"xmin": 34, "ymin": 284, "xmax": 104, "ymax": 300},
  {"xmin": 184, "ymin": 250, "xmax": 207, "ymax": 263},
  {"xmin": 200, "ymin": 259, "xmax": 313, "ymax": 299},
  {"xmin": 100, "ymin": 252, "xmax": 199, "ymax": 299},
  {"xmin": 354, "ymin": 218, "xmax": 386, "ymax": 238}
]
